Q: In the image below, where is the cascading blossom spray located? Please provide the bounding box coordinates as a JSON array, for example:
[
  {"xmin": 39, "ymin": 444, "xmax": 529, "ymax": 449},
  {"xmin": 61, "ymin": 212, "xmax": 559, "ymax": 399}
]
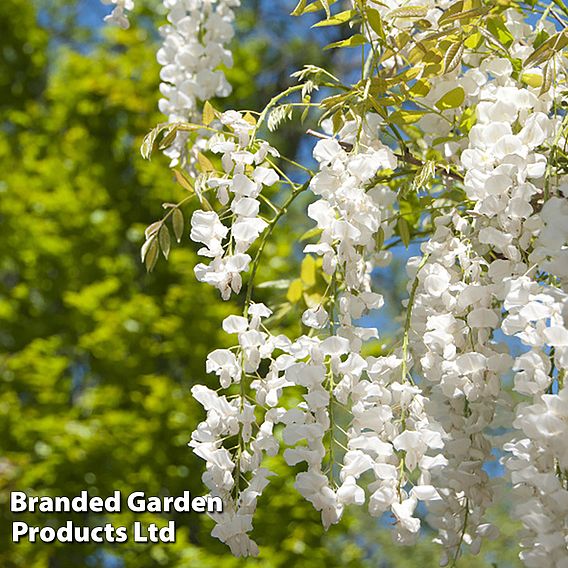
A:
[
  {"xmin": 134, "ymin": 0, "xmax": 568, "ymax": 564},
  {"xmin": 157, "ymin": 0, "xmax": 240, "ymax": 166}
]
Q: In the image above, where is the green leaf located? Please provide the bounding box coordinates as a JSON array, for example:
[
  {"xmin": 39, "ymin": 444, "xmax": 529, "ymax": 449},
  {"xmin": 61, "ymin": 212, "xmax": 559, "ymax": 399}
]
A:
[
  {"xmin": 521, "ymin": 73, "xmax": 543, "ymax": 88},
  {"xmin": 533, "ymin": 29, "xmax": 549, "ymax": 50},
  {"xmin": 389, "ymin": 110, "xmax": 425, "ymax": 125},
  {"xmin": 173, "ymin": 169, "xmax": 194, "ymax": 192},
  {"xmin": 540, "ymin": 62, "xmax": 554, "ymax": 97},
  {"xmin": 197, "ymin": 152, "xmax": 215, "ymax": 173},
  {"xmin": 486, "ymin": 16, "xmax": 514, "ymax": 49},
  {"xmin": 408, "ymin": 79, "xmax": 431, "ymax": 98},
  {"xmin": 412, "ymin": 160, "xmax": 436, "ymax": 191},
  {"xmin": 172, "ymin": 209, "xmax": 184, "ymax": 243},
  {"xmin": 301, "ymin": 256, "xmax": 316, "ymax": 287},
  {"xmin": 158, "ymin": 126, "xmax": 179, "ymax": 151},
  {"xmin": 287, "ymin": 279, "xmax": 304, "ymax": 303},
  {"xmin": 300, "ymin": 227, "xmax": 323, "ymax": 241},
  {"xmin": 257, "ymin": 279, "xmax": 293, "ymax": 290},
  {"xmin": 437, "ymin": 0, "xmax": 465, "ymax": 25},
  {"xmin": 202, "ymin": 101, "xmax": 215, "ymax": 126},
  {"xmin": 524, "ymin": 30, "xmax": 568, "ymax": 68},
  {"xmin": 324, "ymin": 34, "xmax": 366, "ymax": 50},
  {"xmin": 464, "ymin": 31, "xmax": 483, "ymax": 49},
  {"xmin": 439, "ymin": 6, "xmax": 488, "ymax": 26},
  {"xmin": 459, "ymin": 106, "xmax": 476, "ymax": 134},
  {"xmin": 389, "ymin": 5, "xmax": 428, "ymax": 19},
  {"xmin": 366, "ymin": 8, "xmax": 386, "ymax": 41},
  {"xmin": 397, "ymin": 218, "xmax": 411, "ymax": 248},
  {"xmin": 435, "ymin": 86, "xmax": 465, "ymax": 110},
  {"xmin": 443, "ymin": 42, "xmax": 464, "ymax": 74},
  {"xmin": 304, "ymin": 292, "xmax": 323, "ymax": 309},
  {"xmin": 292, "ymin": 0, "xmax": 337, "ymax": 16},
  {"xmin": 143, "ymin": 238, "xmax": 159, "ymax": 272},
  {"xmin": 333, "ymin": 110, "xmax": 348, "ymax": 132},
  {"xmin": 243, "ymin": 112, "xmax": 257, "ymax": 126},
  {"xmin": 159, "ymin": 226, "xmax": 171, "ymax": 260},
  {"xmin": 313, "ymin": 9, "xmax": 355, "ymax": 27},
  {"xmin": 375, "ymin": 227, "xmax": 385, "ymax": 250},
  {"xmin": 140, "ymin": 123, "xmax": 168, "ymax": 160},
  {"xmin": 291, "ymin": 0, "xmax": 308, "ymax": 15}
]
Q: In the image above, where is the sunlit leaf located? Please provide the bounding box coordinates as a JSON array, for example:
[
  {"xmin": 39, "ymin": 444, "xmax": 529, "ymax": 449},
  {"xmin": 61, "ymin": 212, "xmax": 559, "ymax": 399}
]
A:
[
  {"xmin": 435, "ymin": 86, "xmax": 465, "ymax": 110},
  {"xmin": 287, "ymin": 279, "xmax": 304, "ymax": 303}
]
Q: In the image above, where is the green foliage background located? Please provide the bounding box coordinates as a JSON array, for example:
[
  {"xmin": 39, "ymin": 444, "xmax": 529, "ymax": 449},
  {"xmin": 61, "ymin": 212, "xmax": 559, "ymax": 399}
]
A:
[{"xmin": 0, "ymin": 1, "xmax": 523, "ymax": 566}]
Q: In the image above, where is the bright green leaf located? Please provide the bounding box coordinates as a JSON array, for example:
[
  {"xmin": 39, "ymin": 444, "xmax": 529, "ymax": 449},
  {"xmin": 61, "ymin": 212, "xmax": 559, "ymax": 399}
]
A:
[
  {"xmin": 435, "ymin": 86, "xmax": 465, "ymax": 110},
  {"xmin": 287, "ymin": 279, "xmax": 304, "ymax": 303},
  {"xmin": 313, "ymin": 9, "xmax": 355, "ymax": 27},
  {"xmin": 301, "ymin": 256, "xmax": 316, "ymax": 287},
  {"xmin": 324, "ymin": 34, "xmax": 366, "ymax": 50}
]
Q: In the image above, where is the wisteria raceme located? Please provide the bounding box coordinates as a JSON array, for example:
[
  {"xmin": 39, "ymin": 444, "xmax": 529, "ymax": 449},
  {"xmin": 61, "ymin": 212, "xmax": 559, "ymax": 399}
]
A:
[
  {"xmin": 133, "ymin": 0, "xmax": 568, "ymax": 565},
  {"xmin": 101, "ymin": 0, "xmax": 134, "ymax": 29},
  {"xmin": 190, "ymin": 111, "xmax": 280, "ymax": 300},
  {"xmin": 158, "ymin": 0, "xmax": 239, "ymax": 166},
  {"xmin": 502, "ymin": 281, "xmax": 568, "ymax": 567}
]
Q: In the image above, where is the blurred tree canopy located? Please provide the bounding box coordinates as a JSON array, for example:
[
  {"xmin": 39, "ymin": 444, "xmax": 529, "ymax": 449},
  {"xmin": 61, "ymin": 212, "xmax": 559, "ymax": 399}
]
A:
[{"xmin": 0, "ymin": 1, "xmax": 523, "ymax": 566}]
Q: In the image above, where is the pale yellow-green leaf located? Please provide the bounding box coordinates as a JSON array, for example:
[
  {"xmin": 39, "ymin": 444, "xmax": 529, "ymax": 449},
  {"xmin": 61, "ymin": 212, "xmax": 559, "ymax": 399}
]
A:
[
  {"xmin": 292, "ymin": 0, "xmax": 338, "ymax": 16},
  {"xmin": 257, "ymin": 279, "xmax": 292, "ymax": 290},
  {"xmin": 390, "ymin": 110, "xmax": 426, "ymax": 125},
  {"xmin": 172, "ymin": 209, "xmax": 184, "ymax": 243},
  {"xmin": 243, "ymin": 112, "xmax": 257, "ymax": 126},
  {"xmin": 159, "ymin": 226, "xmax": 171, "ymax": 259},
  {"xmin": 203, "ymin": 101, "xmax": 215, "ymax": 126},
  {"xmin": 397, "ymin": 218, "xmax": 411, "ymax": 248},
  {"xmin": 540, "ymin": 62, "xmax": 554, "ymax": 96},
  {"xmin": 287, "ymin": 279, "xmax": 304, "ymax": 303},
  {"xmin": 521, "ymin": 73, "xmax": 543, "ymax": 88},
  {"xmin": 464, "ymin": 31, "xmax": 483, "ymax": 49},
  {"xmin": 525, "ymin": 30, "xmax": 568, "ymax": 68},
  {"xmin": 486, "ymin": 15, "xmax": 514, "ymax": 48},
  {"xmin": 375, "ymin": 227, "xmax": 385, "ymax": 251},
  {"xmin": 300, "ymin": 227, "xmax": 323, "ymax": 241},
  {"xmin": 324, "ymin": 34, "xmax": 366, "ymax": 50},
  {"xmin": 144, "ymin": 221, "xmax": 161, "ymax": 240},
  {"xmin": 439, "ymin": 6, "xmax": 488, "ymax": 26},
  {"xmin": 366, "ymin": 8, "xmax": 386, "ymax": 41},
  {"xmin": 459, "ymin": 106, "xmax": 476, "ymax": 134},
  {"xmin": 144, "ymin": 238, "xmax": 159, "ymax": 272},
  {"xmin": 304, "ymin": 292, "xmax": 323, "ymax": 309},
  {"xmin": 141, "ymin": 124, "xmax": 169, "ymax": 160},
  {"xmin": 313, "ymin": 9, "xmax": 355, "ymax": 27},
  {"xmin": 197, "ymin": 152, "xmax": 215, "ymax": 173},
  {"xmin": 291, "ymin": 0, "xmax": 307, "ymax": 15},
  {"xmin": 141, "ymin": 235, "xmax": 155, "ymax": 261},
  {"xmin": 301, "ymin": 256, "xmax": 317, "ymax": 287},
  {"xmin": 443, "ymin": 42, "xmax": 464, "ymax": 74},
  {"xmin": 389, "ymin": 5, "xmax": 428, "ymax": 19},
  {"xmin": 435, "ymin": 86, "xmax": 465, "ymax": 110},
  {"xmin": 332, "ymin": 110, "xmax": 344, "ymax": 133},
  {"xmin": 173, "ymin": 169, "xmax": 194, "ymax": 192},
  {"xmin": 158, "ymin": 126, "xmax": 180, "ymax": 151},
  {"xmin": 409, "ymin": 79, "xmax": 431, "ymax": 98}
]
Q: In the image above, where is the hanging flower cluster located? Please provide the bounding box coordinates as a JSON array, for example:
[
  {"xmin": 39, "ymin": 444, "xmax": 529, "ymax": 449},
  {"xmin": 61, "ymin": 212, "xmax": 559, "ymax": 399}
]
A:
[
  {"xmin": 101, "ymin": 0, "xmax": 135, "ymax": 29},
  {"xmin": 157, "ymin": 0, "xmax": 239, "ymax": 166},
  {"xmin": 136, "ymin": 0, "xmax": 568, "ymax": 564},
  {"xmin": 190, "ymin": 111, "xmax": 280, "ymax": 299}
]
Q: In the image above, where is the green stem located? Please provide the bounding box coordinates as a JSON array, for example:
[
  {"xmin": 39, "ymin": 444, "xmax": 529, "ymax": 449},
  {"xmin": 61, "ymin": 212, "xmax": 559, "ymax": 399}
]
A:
[
  {"xmin": 450, "ymin": 499, "xmax": 470, "ymax": 568},
  {"xmin": 243, "ymin": 181, "xmax": 309, "ymax": 317},
  {"xmin": 400, "ymin": 254, "xmax": 430, "ymax": 386}
]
